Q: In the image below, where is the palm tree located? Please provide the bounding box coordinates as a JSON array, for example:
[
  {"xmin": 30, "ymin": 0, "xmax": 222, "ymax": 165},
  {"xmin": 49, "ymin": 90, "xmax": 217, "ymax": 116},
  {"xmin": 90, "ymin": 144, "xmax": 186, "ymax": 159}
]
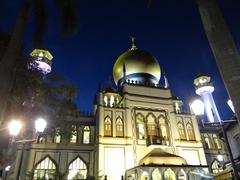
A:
[
  {"xmin": 0, "ymin": 0, "xmax": 78, "ymax": 125},
  {"xmin": 197, "ymin": 0, "xmax": 240, "ymax": 125}
]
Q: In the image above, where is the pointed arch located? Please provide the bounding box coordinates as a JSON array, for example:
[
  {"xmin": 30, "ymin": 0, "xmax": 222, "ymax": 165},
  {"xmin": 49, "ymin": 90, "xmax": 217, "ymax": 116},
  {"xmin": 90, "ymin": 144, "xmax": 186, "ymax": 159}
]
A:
[
  {"xmin": 158, "ymin": 114, "xmax": 169, "ymax": 144},
  {"xmin": 83, "ymin": 126, "xmax": 90, "ymax": 144},
  {"xmin": 152, "ymin": 168, "xmax": 162, "ymax": 180},
  {"xmin": 67, "ymin": 156, "xmax": 88, "ymax": 179},
  {"xmin": 116, "ymin": 116, "xmax": 124, "ymax": 137},
  {"xmin": 211, "ymin": 159, "xmax": 223, "ymax": 174},
  {"xmin": 146, "ymin": 113, "xmax": 157, "ymax": 137},
  {"xmin": 186, "ymin": 123, "xmax": 195, "ymax": 140},
  {"xmin": 177, "ymin": 169, "xmax": 187, "ymax": 180},
  {"xmin": 163, "ymin": 168, "xmax": 175, "ymax": 180},
  {"xmin": 104, "ymin": 115, "xmax": 112, "ymax": 136},
  {"xmin": 136, "ymin": 113, "xmax": 146, "ymax": 139},
  {"xmin": 177, "ymin": 122, "xmax": 186, "ymax": 140},
  {"xmin": 33, "ymin": 155, "xmax": 57, "ymax": 179}
]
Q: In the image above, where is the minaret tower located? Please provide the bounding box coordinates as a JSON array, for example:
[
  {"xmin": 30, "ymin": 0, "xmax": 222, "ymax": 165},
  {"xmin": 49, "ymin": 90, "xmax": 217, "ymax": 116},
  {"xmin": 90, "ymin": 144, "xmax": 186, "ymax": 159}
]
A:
[
  {"xmin": 194, "ymin": 74, "xmax": 221, "ymax": 123},
  {"xmin": 28, "ymin": 49, "xmax": 53, "ymax": 75}
]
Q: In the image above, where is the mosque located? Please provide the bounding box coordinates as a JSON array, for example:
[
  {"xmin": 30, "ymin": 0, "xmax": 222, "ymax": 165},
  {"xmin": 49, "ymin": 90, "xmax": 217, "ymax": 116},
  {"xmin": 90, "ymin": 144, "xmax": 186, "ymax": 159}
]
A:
[{"xmin": 5, "ymin": 38, "xmax": 225, "ymax": 180}]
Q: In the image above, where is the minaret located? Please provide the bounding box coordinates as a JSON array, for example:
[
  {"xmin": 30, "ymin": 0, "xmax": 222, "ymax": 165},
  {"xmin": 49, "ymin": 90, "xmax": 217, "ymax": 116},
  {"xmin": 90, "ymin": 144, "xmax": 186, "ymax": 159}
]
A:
[
  {"xmin": 194, "ymin": 74, "xmax": 221, "ymax": 123},
  {"xmin": 197, "ymin": 0, "xmax": 240, "ymax": 124},
  {"xmin": 28, "ymin": 49, "xmax": 53, "ymax": 75}
]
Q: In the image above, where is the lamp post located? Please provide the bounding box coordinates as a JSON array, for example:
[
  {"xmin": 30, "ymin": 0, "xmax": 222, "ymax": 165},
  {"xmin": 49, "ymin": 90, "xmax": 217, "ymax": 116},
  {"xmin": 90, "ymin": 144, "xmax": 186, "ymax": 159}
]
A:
[
  {"xmin": 190, "ymin": 99, "xmax": 239, "ymax": 179},
  {"xmin": 9, "ymin": 118, "xmax": 47, "ymax": 179}
]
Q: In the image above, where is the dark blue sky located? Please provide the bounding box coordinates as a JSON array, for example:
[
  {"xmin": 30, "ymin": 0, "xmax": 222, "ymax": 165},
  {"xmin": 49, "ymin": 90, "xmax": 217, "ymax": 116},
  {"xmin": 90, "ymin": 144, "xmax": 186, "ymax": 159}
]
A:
[{"xmin": 2, "ymin": 0, "xmax": 240, "ymax": 119}]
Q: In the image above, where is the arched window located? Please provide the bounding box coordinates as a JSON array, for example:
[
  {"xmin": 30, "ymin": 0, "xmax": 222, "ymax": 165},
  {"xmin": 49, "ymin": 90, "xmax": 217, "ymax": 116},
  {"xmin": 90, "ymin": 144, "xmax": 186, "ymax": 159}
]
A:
[
  {"xmin": 186, "ymin": 123, "xmax": 195, "ymax": 140},
  {"xmin": 213, "ymin": 134, "xmax": 221, "ymax": 149},
  {"xmin": 146, "ymin": 113, "xmax": 157, "ymax": 137},
  {"xmin": 152, "ymin": 168, "xmax": 161, "ymax": 180},
  {"xmin": 54, "ymin": 128, "xmax": 61, "ymax": 143},
  {"xmin": 164, "ymin": 168, "xmax": 175, "ymax": 180},
  {"xmin": 136, "ymin": 113, "xmax": 145, "ymax": 139},
  {"xmin": 70, "ymin": 125, "xmax": 77, "ymax": 143},
  {"xmin": 177, "ymin": 169, "xmax": 187, "ymax": 180},
  {"xmin": 204, "ymin": 134, "xmax": 212, "ymax": 149},
  {"xmin": 177, "ymin": 122, "xmax": 186, "ymax": 140},
  {"xmin": 116, "ymin": 117, "xmax": 124, "ymax": 137},
  {"xmin": 211, "ymin": 159, "xmax": 223, "ymax": 174},
  {"xmin": 141, "ymin": 171, "xmax": 149, "ymax": 180},
  {"xmin": 104, "ymin": 116, "xmax": 112, "ymax": 136},
  {"xmin": 159, "ymin": 115, "xmax": 169, "ymax": 145},
  {"xmin": 67, "ymin": 157, "xmax": 88, "ymax": 179},
  {"xmin": 33, "ymin": 156, "xmax": 56, "ymax": 179},
  {"xmin": 83, "ymin": 126, "xmax": 90, "ymax": 144}
]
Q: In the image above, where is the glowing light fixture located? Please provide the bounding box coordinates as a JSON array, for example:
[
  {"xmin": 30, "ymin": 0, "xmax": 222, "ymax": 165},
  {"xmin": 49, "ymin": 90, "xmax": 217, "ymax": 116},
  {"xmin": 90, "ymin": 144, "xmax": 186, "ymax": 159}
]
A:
[
  {"xmin": 227, "ymin": 99, "xmax": 235, "ymax": 113},
  {"xmin": 35, "ymin": 118, "xmax": 47, "ymax": 133},
  {"xmin": 5, "ymin": 165, "xmax": 11, "ymax": 171},
  {"xmin": 29, "ymin": 49, "xmax": 53, "ymax": 75},
  {"xmin": 217, "ymin": 154, "xmax": 224, "ymax": 162},
  {"xmin": 190, "ymin": 99, "xmax": 205, "ymax": 116},
  {"xmin": 8, "ymin": 120, "xmax": 22, "ymax": 136}
]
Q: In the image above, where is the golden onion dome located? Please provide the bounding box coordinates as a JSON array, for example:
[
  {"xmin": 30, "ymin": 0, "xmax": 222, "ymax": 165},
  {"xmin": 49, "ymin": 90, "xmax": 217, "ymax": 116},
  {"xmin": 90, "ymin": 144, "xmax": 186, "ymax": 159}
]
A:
[{"xmin": 113, "ymin": 37, "xmax": 161, "ymax": 86}]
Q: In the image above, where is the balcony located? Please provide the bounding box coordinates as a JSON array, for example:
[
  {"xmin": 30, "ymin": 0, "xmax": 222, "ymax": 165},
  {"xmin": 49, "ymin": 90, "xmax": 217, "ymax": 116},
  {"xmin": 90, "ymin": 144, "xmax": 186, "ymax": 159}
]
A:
[{"xmin": 146, "ymin": 136, "xmax": 169, "ymax": 147}]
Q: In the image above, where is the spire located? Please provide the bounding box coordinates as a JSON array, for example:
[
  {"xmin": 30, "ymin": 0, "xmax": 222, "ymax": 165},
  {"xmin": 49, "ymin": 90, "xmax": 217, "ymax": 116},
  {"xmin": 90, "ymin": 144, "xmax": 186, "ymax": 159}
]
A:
[
  {"xmin": 164, "ymin": 72, "xmax": 169, "ymax": 88},
  {"xmin": 130, "ymin": 36, "xmax": 137, "ymax": 50},
  {"xmin": 98, "ymin": 82, "xmax": 103, "ymax": 92}
]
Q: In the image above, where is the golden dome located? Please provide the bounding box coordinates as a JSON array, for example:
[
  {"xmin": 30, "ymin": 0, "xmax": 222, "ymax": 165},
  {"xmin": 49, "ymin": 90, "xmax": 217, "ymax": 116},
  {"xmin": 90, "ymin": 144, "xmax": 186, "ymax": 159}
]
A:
[
  {"xmin": 139, "ymin": 149, "xmax": 187, "ymax": 166},
  {"xmin": 113, "ymin": 38, "xmax": 161, "ymax": 86}
]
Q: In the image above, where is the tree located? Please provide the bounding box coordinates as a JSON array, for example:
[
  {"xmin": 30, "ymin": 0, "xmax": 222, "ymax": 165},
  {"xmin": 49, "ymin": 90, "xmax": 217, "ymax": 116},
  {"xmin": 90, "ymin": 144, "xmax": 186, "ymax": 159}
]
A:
[{"xmin": 0, "ymin": 0, "xmax": 78, "ymax": 125}]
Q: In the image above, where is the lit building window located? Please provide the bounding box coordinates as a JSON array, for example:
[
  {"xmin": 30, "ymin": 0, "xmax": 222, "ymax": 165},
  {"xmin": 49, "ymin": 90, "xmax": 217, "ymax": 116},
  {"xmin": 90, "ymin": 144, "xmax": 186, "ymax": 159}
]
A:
[
  {"xmin": 147, "ymin": 114, "xmax": 157, "ymax": 137},
  {"xmin": 33, "ymin": 157, "xmax": 56, "ymax": 179},
  {"xmin": 213, "ymin": 134, "xmax": 222, "ymax": 149},
  {"xmin": 186, "ymin": 123, "xmax": 195, "ymax": 140},
  {"xmin": 55, "ymin": 129, "xmax": 61, "ymax": 144},
  {"xmin": 204, "ymin": 134, "xmax": 212, "ymax": 149},
  {"xmin": 148, "ymin": 124, "xmax": 156, "ymax": 136},
  {"xmin": 177, "ymin": 122, "xmax": 186, "ymax": 140},
  {"xmin": 67, "ymin": 157, "xmax": 88, "ymax": 179},
  {"xmin": 164, "ymin": 168, "xmax": 175, "ymax": 180},
  {"xmin": 178, "ymin": 169, "xmax": 187, "ymax": 180},
  {"xmin": 136, "ymin": 113, "xmax": 145, "ymax": 139},
  {"xmin": 116, "ymin": 117, "xmax": 124, "ymax": 137},
  {"xmin": 104, "ymin": 116, "xmax": 112, "ymax": 136},
  {"xmin": 211, "ymin": 159, "xmax": 223, "ymax": 174},
  {"xmin": 70, "ymin": 125, "xmax": 77, "ymax": 143},
  {"xmin": 159, "ymin": 115, "xmax": 169, "ymax": 144},
  {"xmin": 83, "ymin": 126, "xmax": 90, "ymax": 144},
  {"xmin": 152, "ymin": 168, "xmax": 161, "ymax": 180},
  {"xmin": 141, "ymin": 171, "xmax": 149, "ymax": 180}
]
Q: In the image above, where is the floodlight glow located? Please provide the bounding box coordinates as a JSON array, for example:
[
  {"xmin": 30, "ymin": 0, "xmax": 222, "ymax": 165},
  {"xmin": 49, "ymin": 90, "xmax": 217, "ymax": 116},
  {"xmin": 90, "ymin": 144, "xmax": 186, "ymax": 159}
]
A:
[
  {"xmin": 217, "ymin": 154, "xmax": 223, "ymax": 162},
  {"xmin": 5, "ymin": 165, "xmax": 11, "ymax": 171},
  {"xmin": 8, "ymin": 120, "xmax": 22, "ymax": 136},
  {"xmin": 227, "ymin": 99, "xmax": 235, "ymax": 113},
  {"xmin": 190, "ymin": 99, "xmax": 205, "ymax": 116},
  {"xmin": 35, "ymin": 118, "xmax": 47, "ymax": 133}
]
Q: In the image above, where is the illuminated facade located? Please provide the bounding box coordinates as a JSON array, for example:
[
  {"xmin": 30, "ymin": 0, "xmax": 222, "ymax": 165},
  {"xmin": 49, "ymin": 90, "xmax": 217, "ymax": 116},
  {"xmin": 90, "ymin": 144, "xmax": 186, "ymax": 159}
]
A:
[{"xmin": 5, "ymin": 41, "xmax": 212, "ymax": 180}]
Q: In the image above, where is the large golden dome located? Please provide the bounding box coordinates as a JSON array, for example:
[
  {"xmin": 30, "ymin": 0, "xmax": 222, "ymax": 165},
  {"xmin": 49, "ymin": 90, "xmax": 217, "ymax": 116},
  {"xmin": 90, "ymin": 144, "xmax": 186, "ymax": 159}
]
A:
[{"xmin": 113, "ymin": 38, "xmax": 161, "ymax": 86}]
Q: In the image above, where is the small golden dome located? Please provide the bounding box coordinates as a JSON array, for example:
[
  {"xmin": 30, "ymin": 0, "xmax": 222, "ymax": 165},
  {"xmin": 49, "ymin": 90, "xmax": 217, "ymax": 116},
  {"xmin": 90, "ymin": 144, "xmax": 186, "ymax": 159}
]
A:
[
  {"xmin": 139, "ymin": 149, "xmax": 187, "ymax": 166},
  {"xmin": 113, "ymin": 38, "xmax": 161, "ymax": 86}
]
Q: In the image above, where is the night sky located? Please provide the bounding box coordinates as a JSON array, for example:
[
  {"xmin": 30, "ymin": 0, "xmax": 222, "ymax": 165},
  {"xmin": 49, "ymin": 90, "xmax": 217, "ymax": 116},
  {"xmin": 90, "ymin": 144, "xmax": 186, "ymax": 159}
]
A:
[{"xmin": 1, "ymin": 0, "xmax": 240, "ymax": 119}]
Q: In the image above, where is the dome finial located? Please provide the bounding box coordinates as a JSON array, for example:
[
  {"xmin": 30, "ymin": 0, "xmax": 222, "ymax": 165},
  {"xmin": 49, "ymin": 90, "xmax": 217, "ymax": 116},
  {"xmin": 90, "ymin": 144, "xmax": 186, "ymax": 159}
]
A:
[{"xmin": 130, "ymin": 36, "xmax": 137, "ymax": 50}]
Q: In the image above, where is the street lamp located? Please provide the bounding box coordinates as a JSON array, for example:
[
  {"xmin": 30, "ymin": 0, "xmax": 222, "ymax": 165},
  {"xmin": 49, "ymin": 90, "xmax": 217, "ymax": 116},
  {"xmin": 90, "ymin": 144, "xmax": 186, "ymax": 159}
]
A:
[
  {"xmin": 8, "ymin": 120, "xmax": 22, "ymax": 137},
  {"xmin": 190, "ymin": 99, "xmax": 240, "ymax": 179},
  {"xmin": 35, "ymin": 118, "xmax": 47, "ymax": 143}
]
